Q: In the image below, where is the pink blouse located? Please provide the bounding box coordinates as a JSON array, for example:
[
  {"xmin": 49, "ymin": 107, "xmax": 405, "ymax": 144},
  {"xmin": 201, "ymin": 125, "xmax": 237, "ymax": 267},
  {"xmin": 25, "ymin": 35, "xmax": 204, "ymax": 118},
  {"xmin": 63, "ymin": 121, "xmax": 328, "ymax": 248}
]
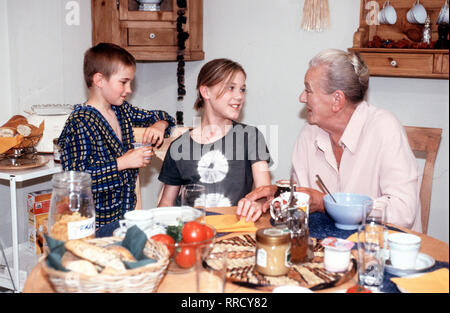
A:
[{"xmin": 292, "ymin": 101, "xmax": 421, "ymax": 232}]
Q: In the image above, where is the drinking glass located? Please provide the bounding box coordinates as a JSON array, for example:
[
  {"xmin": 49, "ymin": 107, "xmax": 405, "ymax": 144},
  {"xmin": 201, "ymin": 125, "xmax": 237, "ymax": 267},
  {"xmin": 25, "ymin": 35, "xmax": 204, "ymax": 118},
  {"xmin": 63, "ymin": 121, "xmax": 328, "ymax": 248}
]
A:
[
  {"xmin": 357, "ymin": 223, "xmax": 387, "ymax": 292},
  {"xmin": 196, "ymin": 243, "xmax": 227, "ymax": 293},
  {"xmin": 181, "ymin": 184, "xmax": 206, "ymax": 224},
  {"xmin": 362, "ymin": 199, "xmax": 387, "ymax": 226}
]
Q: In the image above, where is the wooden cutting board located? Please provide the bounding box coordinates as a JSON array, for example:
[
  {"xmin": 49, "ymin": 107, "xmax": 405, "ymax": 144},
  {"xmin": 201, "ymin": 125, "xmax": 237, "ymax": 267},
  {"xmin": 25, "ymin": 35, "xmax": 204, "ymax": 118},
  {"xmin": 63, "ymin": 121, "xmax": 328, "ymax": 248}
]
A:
[{"xmin": 208, "ymin": 234, "xmax": 356, "ymax": 291}]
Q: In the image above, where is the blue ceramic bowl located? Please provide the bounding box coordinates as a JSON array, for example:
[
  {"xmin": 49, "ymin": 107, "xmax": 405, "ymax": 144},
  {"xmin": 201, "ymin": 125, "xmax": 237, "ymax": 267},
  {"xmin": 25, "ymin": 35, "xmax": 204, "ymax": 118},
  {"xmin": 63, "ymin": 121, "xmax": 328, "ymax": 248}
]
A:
[{"xmin": 324, "ymin": 193, "xmax": 372, "ymax": 230}]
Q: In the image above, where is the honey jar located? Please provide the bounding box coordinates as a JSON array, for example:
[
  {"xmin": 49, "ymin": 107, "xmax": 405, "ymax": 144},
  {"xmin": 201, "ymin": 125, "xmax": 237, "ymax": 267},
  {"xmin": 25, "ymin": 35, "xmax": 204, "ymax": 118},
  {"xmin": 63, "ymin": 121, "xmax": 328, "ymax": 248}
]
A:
[{"xmin": 255, "ymin": 227, "xmax": 291, "ymax": 276}]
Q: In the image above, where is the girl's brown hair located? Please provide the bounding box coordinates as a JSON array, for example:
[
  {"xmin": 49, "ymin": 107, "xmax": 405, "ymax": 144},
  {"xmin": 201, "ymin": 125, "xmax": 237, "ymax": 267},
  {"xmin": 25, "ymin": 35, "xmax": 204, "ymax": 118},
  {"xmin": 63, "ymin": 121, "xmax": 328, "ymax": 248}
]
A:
[
  {"xmin": 83, "ymin": 42, "xmax": 136, "ymax": 88},
  {"xmin": 194, "ymin": 58, "xmax": 246, "ymax": 110}
]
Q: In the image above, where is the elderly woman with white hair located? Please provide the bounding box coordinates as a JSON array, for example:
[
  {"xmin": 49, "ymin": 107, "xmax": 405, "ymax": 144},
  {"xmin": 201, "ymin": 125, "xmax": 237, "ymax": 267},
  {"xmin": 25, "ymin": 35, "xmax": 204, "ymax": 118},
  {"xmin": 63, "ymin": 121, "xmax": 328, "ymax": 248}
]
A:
[{"xmin": 237, "ymin": 49, "xmax": 421, "ymax": 232}]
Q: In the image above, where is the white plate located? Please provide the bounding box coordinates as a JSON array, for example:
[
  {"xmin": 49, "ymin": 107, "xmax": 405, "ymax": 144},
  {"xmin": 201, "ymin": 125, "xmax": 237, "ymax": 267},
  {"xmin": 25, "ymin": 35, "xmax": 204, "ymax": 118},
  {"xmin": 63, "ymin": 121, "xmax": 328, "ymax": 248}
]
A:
[
  {"xmin": 113, "ymin": 224, "xmax": 166, "ymax": 238},
  {"xmin": 30, "ymin": 104, "xmax": 74, "ymax": 115},
  {"xmin": 385, "ymin": 252, "xmax": 435, "ymax": 276},
  {"xmin": 148, "ymin": 206, "xmax": 203, "ymax": 226}
]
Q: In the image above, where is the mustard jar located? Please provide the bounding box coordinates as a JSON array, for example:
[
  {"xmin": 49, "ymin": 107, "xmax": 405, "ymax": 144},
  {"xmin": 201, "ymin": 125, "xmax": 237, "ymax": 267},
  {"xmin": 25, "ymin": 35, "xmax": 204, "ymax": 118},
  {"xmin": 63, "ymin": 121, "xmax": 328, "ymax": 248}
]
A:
[{"xmin": 255, "ymin": 227, "xmax": 291, "ymax": 276}]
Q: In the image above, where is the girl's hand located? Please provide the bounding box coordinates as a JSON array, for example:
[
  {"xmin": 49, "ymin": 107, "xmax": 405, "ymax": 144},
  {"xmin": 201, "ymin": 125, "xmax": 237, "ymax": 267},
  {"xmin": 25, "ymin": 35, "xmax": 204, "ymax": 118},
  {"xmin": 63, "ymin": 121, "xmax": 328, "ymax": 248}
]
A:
[
  {"xmin": 236, "ymin": 198, "xmax": 264, "ymax": 222},
  {"xmin": 240, "ymin": 185, "xmax": 277, "ymax": 214},
  {"xmin": 143, "ymin": 121, "xmax": 168, "ymax": 147},
  {"xmin": 117, "ymin": 147, "xmax": 153, "ymax": 170}
]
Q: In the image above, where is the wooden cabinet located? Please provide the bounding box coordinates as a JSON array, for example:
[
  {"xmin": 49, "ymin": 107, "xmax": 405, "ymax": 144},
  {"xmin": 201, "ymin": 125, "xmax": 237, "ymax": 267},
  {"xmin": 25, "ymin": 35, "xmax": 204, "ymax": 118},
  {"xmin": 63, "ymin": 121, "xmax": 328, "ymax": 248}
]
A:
[
  {"xmin": 92, "ymin": 0, "xmax": 204, "ymax": 61},
  {"xmin": 349, "ymin": 0, "xmax": 448, "ymax": 79}
]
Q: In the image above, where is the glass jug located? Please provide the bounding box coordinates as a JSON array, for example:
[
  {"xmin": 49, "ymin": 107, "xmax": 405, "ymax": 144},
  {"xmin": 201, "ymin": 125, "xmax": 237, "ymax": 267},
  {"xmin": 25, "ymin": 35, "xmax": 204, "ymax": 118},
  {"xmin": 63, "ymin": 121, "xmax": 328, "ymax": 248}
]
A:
[{"xmin": 48, "ymin": 171, "xmax": 96, "ymax": 241}]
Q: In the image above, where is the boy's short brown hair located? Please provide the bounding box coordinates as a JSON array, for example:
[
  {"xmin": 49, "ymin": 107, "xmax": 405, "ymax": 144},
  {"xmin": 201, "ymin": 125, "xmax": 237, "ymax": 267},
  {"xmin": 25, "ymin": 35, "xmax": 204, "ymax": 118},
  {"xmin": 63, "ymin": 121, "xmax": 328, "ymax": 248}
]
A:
[{"xmin": 83, "ymin": 42, "xmax": 136, "ymax": 88}]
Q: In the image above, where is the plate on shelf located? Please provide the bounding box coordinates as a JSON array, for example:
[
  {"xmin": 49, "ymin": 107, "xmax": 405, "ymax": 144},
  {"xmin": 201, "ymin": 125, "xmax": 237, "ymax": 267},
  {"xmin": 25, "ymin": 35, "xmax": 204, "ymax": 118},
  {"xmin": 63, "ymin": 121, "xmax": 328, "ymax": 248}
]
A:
[
  {"xmin": 30, "ymin": 104, "xmax": 74, "ymax": 116},
  {"xmin": 385, "ymin": 252, "xmax": 435, "ymax": 276}
]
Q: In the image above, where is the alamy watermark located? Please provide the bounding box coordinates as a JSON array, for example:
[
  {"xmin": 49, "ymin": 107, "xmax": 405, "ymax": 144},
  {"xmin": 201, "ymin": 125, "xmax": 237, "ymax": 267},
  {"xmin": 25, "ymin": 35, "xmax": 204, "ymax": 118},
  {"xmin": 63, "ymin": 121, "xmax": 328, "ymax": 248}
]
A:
[
  {"xmin": 169, "ymin": 122, "xmax": 279, "ymax": 171},
  {"xmin": 365, "ymin": 0, "xmax": 381, "ymax": 25},
  {"xmin": 65, "ymin": 1, "xmax": 80, "ymax": 26}
]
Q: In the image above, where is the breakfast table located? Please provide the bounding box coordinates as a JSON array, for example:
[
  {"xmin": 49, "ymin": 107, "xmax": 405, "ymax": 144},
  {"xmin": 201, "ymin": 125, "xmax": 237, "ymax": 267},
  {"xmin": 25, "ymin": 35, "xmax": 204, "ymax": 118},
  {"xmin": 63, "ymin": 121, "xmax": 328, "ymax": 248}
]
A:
[{"xmin": 22, "ymin": 206, "xmax": 449, "ymax": 293}]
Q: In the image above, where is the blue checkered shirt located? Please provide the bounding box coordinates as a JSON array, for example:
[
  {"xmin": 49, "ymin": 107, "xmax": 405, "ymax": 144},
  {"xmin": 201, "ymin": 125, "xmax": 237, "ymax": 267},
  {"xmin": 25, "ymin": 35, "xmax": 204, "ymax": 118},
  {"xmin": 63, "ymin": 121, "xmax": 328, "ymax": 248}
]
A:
[{"xmin": 58, "ymin": 102, "xmax": 175, "ymax": 227}]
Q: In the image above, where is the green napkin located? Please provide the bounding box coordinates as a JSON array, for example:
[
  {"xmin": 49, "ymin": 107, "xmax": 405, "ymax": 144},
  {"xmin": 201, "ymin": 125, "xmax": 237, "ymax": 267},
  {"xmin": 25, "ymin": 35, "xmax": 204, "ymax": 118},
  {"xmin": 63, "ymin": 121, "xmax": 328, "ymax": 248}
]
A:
[
  {"xmin": 120, "ymin": 225, "xmax": 156, "ymax": 269},
  {"xmin": 44, "ymin": 234, "xmax": 68, "ymax": 272}
]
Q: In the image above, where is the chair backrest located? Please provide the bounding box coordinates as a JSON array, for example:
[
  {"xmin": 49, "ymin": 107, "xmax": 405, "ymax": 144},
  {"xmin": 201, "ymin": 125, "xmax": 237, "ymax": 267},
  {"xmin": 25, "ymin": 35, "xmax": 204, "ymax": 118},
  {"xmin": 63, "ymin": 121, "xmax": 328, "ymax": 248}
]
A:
[{"xmin": 404, "ymin": 126, "xmax": 442, "ymax": 234}]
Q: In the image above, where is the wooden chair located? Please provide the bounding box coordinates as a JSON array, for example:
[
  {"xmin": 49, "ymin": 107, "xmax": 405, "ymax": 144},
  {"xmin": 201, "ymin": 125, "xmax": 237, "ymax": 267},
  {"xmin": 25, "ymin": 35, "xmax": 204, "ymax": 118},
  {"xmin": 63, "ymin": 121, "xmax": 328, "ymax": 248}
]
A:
[{"xmin": 404, "ymin": 126, "xmax": 442, "ymax": 234}]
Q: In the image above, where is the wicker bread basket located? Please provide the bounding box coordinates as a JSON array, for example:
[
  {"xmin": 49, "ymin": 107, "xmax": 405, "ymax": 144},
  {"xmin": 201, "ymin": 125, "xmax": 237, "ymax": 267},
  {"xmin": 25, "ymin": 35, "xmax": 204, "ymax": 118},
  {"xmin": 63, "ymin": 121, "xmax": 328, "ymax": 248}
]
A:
[{"xmin": 42, "ymin": 236, "xmax": 170, "ymax": 293}]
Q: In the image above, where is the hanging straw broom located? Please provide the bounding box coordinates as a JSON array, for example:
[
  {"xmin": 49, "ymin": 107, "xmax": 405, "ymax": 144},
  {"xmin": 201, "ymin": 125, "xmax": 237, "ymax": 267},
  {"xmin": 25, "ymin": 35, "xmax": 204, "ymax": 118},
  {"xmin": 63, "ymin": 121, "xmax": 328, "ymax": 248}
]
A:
[{"xmin": 301, "ymin": 0, "xmax": 330, "ymax": 32}]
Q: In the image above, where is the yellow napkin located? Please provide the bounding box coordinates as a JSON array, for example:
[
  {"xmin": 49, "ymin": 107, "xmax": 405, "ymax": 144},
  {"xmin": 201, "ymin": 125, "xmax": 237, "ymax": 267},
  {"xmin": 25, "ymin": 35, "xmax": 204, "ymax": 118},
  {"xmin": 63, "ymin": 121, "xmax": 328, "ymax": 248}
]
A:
[
  {"xmin": 0, "ymin": 135, "xmax": 23, "ymax": 154},
  {"xmin": 205, "ymin": 214, "xmax": 258, "ymax": 233},
  {"xmin": 346, "ymin": 229, "xmax": 398, "ymax": 243},
  {"xmin": 391, "ymin": 268, "xmax": 449, "ymax": 293}
]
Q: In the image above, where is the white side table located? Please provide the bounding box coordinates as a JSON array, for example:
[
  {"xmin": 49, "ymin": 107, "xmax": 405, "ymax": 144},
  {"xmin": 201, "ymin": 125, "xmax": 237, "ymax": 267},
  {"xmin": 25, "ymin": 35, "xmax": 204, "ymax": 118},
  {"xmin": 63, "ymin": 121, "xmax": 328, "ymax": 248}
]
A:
[{"xmin": 0, "ymin": 155, "xmax": 61, "ymax": 292}]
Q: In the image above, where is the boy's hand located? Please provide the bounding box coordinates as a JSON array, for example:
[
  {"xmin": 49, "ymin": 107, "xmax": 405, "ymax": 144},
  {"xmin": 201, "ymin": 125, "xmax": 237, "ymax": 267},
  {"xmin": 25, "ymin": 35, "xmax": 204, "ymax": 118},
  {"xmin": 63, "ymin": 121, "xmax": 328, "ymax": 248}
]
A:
[
  {"xmin": 143, "ymin": 121, "xmax": 168, "ymax": 147},
  {"xmin": 117, "ymin": 147, "xmax": 153, "ymax": 170}
]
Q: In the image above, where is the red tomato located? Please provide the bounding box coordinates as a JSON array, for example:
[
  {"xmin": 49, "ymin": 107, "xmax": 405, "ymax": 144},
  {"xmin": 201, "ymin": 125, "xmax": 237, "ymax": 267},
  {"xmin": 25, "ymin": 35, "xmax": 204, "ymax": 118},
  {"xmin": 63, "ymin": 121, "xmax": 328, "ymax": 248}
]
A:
[
  {"xmin": 203, "ymin": 225, "xmax": 214, "ymax": 240},
  {"xmin": 182, "ymin": 221, "xmax": 207, "ymax": 243},
  {"xmin": 346, "ymin": 285, "xmax": 372, "ymax": 293},
  {"xmin": 151, "ymin": 234, "xmax": 175, "ymax": 257},
  {"xmin": 174, "ymin": 244, "xmax": 196, "ymax": 268}
]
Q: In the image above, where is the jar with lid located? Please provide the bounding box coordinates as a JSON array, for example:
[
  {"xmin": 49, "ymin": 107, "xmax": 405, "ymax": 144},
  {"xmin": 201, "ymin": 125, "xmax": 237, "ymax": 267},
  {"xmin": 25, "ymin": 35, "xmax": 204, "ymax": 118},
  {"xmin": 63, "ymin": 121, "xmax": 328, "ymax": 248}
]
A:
[
  {"xmin": 48, "ymin": 171, "xmax": 96, "ymax": 241},
  {"xmin": 255, "ymin": 227, "xmax": 291, "ymax": 276},
  {"xmin": 287, "ymin": 208, "xmax": 312, "ymax": 264}
]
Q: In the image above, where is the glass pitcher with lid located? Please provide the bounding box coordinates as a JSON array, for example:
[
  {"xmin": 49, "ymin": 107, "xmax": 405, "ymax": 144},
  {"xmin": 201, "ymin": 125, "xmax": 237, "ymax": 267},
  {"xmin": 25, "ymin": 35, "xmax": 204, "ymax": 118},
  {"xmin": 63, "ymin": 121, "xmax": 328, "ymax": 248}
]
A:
[{"xmin": 48, "ymin": 171, "xmax": 96, "ymax": 241}]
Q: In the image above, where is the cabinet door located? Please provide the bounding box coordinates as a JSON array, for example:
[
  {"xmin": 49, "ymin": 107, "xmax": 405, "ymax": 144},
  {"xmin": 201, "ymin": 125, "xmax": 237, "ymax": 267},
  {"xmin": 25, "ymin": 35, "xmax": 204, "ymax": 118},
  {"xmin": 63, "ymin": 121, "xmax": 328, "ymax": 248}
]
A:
[
  {"xmin": 361, "ymin": 53, "xmax": 434, "ymax": 77},
  {"xmin": 119, "ymin": 0, "xmax": 176, "ymax": 21}
]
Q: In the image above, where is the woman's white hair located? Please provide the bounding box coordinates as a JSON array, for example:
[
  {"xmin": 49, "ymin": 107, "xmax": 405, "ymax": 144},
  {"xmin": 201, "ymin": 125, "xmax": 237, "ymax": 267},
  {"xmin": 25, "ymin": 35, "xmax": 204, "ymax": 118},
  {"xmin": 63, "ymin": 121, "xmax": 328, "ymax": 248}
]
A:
[{"xmin": 309, "ymin": 49, "xmax": 369, "ymax": 103}]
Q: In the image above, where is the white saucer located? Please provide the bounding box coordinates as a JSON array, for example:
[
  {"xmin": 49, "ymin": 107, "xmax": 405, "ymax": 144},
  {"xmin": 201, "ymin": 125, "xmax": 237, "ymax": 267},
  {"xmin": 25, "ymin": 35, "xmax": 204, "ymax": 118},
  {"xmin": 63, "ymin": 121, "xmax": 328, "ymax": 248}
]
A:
[
  {"xmin": 385, "ymin": 252, "xmax": 435, "ymax": 276},
  {"xmin": 113, "ymin": 224, "xmax": 166, "ymax": 238}
]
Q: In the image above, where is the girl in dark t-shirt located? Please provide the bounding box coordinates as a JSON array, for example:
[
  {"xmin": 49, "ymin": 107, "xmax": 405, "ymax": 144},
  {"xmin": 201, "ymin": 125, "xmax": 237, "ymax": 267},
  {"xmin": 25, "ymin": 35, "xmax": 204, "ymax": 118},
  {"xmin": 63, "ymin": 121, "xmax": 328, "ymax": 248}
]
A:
[{"xmin": 158, "ymin": 58, "xmax": 272, "ymax": 222}]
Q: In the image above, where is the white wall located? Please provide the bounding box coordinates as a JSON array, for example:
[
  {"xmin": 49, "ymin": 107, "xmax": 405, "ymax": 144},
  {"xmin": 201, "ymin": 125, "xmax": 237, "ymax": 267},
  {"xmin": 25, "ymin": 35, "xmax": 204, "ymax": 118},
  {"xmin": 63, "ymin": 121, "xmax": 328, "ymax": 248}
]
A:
[{"xmin": 1, "ymin": 0, "xmax": 448, "ymax": 243}]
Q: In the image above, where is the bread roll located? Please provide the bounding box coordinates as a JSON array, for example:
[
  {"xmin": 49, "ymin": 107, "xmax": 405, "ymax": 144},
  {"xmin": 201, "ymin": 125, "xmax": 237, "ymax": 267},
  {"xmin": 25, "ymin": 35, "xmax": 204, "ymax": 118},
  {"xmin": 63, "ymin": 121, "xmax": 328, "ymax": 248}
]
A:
[
  {"xmin": 65, "ymin": 260, "xmax": 98, "ymax": 276},
  {"xmin": 2, "ymin": 115, "xmax": 28, "ymax": 128},
  {"xmin": 106, "ymin": 245, "xmax": 136, "ymax": 262},
  {"xmin": 65, "ymin": 239, "xmax": 126, "ymax": 272},
  {"xmin": 0, "ymin": 127, "xmax": 17, "ymax": 137},
  {"xmin": 61, "ymin": 251, "xmax": 81, "ymax": 267}
]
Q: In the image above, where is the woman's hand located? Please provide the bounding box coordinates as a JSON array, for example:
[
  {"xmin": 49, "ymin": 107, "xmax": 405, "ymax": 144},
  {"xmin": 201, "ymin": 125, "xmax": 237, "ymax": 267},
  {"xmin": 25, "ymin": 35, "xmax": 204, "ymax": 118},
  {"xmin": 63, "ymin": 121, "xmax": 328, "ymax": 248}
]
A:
[
  {"xmin": 117, "ymin": 147, "xmax": 153, "ymax": 170},
  {"xmin": 296, "ymin": 187, "xmax": 326, "ymax": 213},
  {"xmin": 143, "ymin": 121, "xmax": 168, "ymax": 147}
]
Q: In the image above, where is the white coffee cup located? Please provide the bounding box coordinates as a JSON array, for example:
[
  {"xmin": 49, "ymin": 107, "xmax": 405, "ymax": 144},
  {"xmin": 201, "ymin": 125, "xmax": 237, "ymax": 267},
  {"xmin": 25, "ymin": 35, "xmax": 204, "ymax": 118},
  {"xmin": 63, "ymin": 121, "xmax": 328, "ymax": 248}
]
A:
[
  {"xmin": 119, "ymin": 209, "xmax": 154, "ymax": 232},
  {"xmin": 388, "ymin": 233, "xmax": 421, "ymax": 269},
  {"xmin": 378, "ymin": 0, "xmax": 397, "ymax": 25},
  {"xmin": 269, "ymin": 191, "xmax": 310, "ymax": 223},
  {"xmin": 407, "ymin": 0, "xmax": 427, "ymax": 24}
]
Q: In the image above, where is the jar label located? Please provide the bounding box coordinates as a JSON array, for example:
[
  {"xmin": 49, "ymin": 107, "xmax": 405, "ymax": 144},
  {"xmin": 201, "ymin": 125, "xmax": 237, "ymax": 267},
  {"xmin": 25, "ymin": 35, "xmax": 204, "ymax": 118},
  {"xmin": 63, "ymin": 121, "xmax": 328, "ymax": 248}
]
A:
[
  {"xmin": 67, "ymin": 216, "xmax": 95, "ymax": 240},
  {"xmin": 256, "ymin": 248, "xmax": 267, "ymax": 268}
]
